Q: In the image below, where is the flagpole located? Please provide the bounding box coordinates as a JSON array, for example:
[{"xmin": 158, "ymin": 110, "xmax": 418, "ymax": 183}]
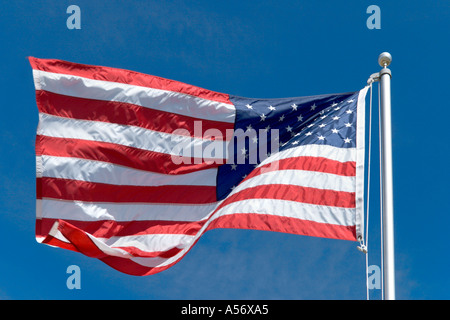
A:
[{"xmin": 378, "ymin": 52, "xmax": 395, "ymax": 300}]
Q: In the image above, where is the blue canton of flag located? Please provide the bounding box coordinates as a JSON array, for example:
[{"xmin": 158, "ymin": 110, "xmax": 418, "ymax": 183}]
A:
[{"xmin": 217, "ymin": 92, "xmax": 359, "ymax": 200}]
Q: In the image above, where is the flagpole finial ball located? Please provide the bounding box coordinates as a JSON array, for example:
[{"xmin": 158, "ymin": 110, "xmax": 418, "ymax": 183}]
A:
[{"xmin": 378, "ymin": 52, "xmax": 392, "ymax": 67}]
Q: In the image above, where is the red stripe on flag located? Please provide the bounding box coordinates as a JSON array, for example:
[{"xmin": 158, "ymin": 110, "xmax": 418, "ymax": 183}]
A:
[
  {"xmin": 37, "ymin": 177, "xmax": 217, "ymax": 204},
  {"xmin": 40, "ymin": 236, "xmax": 78, "ymax": 252},
  {"xmin": 36, "ymin": 135, "xmax": 221, "ymax": 174},
  {"xmin": 207, "ymin": 213, "xmax": 357, "ymax": 241},
  {"xmin": 219, "ymin": 184, "xmax": 355, "ymax": 210},
  {"xmin": 29, "ymin": 57, "xmax": 232, "ymax": 105},
  {"xmin": 36, "ymin": 90, "xmax": 233, "ymax": 141},
  {"xmin": 252, "ymin": 156, "xmax": 356, "ymax": 177}
]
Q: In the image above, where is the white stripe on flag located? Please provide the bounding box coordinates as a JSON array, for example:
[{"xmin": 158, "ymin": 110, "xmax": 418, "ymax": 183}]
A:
[
  {"xmin": 100, "ymin": 233, "xmax": 196, "ymax": 253},
  {"xmin": 33, "ymin": 70, "xmax": 236, "ymax": 123},
  {"xmin": 215, "ymin": 198, "xmax": 355, "ymax": 226},
  {"xmin": 39, "ymin": 199, "xmax": 219, "ymax": 222},
  {"xmin": 41, "ymin": 155, "xmax": 219, "ymax": 186},
  {"xmin": 355, "ymin": 85, "xmax": 369, "ymax": 240},
  {"xmin": 237, "ymin": 169, "xmax": 355, "ymax": 193},
  {"xmin": 260, "ymin": 144, "xmax": 356, "ymax": 165}
]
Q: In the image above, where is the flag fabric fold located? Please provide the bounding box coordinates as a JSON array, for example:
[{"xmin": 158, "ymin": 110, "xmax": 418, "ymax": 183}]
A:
[{"xmin": 30, "ymin": 57, "xmax": 368, "ymax": 276}]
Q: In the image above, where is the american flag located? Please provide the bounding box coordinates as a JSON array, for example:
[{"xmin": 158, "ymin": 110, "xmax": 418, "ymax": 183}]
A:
[{"xmin": 30, "ymin": 57, "xmax": 368, "ymax": 276}]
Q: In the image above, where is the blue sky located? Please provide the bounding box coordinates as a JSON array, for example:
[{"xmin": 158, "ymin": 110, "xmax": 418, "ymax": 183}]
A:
[{"xmin": 0, "ymin": 0, "xmax": 449, "ymax": 300}]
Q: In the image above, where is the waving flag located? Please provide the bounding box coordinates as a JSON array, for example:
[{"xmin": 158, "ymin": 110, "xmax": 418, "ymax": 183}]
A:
[{"xmin": 30, "ymin": 57, "xmax": 368, "ymax": 276}]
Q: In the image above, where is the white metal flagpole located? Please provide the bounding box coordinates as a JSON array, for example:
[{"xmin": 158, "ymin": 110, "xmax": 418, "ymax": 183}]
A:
[{"xmin": 378, "ymin": 52, "xmax": 396, "ymax": 300}]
